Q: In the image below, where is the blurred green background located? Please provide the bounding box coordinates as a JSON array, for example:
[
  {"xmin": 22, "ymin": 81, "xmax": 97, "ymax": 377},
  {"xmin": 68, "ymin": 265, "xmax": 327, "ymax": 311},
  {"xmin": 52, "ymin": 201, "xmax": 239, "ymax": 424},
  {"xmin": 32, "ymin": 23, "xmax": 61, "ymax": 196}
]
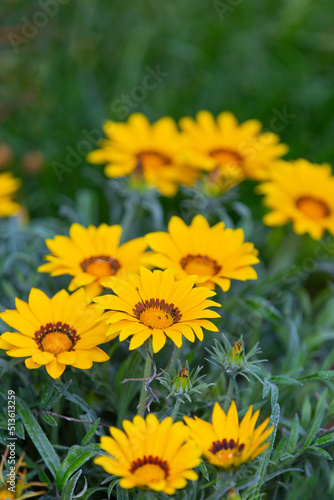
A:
[{"xmin": 1, "ymin": 0, "xmax": 334, "ymax": 219}]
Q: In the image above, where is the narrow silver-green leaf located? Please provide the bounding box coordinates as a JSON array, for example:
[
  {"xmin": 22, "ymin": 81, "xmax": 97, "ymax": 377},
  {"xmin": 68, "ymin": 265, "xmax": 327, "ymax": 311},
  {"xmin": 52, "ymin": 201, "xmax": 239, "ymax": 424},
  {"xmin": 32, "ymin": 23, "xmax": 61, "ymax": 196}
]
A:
[
  {"xmin": 81, "ymin": 418, "xmax": 101, "ymax": 446},
  {"xmin": 299, "ymin": 371, "xmax": 334, "ymax": 382},
  {"xmin": 107, "ymin": 478, "xmax": 119, "ymax": 499},
  {"xmin": 40, "ymin": 413, "xmax": 58, "ymax": 427},
  {"xmin": 56, "ymin": 444, "xmax": 101, "ymax": 492},
  {"xmin": 16, "ymin": 397, "xmax": 60, "ymax": 479},
  {"xmin": 60, "ymin": 469, "xmax": 82, "ymax": 499},
  {"xmin": 270, "ymin": 376, "xmax": 303, "ymax": 387},
  {"xmin": 315, "ymin": 432, "xmax": 334, "ymax": 446},
  {"xmin": 301, "ymin": 396, "xmax": 312, "ymax": 429},
  {"xmin": 303, "ymin": 446, "xmax": 333, "ymax": 461},
  {"xmin": 116, "ymin": 483, "xmax": 130, "ymax": 500},
  {"xmin": 303, "ymin": 390, "xmax": 327, "ymax": 448},
  {"xmin": 286, "ymin": 414, "xmax": 300, "ymax": 455},
  {"xmin": 248, "ymin": 402, "xmax": 280, "ymax": 500}
]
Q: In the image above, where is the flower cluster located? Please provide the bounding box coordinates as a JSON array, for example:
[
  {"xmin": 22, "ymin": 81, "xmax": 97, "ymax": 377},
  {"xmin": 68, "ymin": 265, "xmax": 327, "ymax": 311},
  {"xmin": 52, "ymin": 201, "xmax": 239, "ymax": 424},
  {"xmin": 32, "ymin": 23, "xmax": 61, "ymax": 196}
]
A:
[
  {"xmin": 86, "ymin": 111, "xmax": 334, "ymax": 240},
  {"xmin": 2, "ymin": 106, "xmax": 331, "ymax": 498},
  {"xmin": 87, "ymin": 111, "xmax": 288, "ymax": 197},
  {"xmin": 0, "ymin": 213, "xmax": 260, "ymax": 376}
]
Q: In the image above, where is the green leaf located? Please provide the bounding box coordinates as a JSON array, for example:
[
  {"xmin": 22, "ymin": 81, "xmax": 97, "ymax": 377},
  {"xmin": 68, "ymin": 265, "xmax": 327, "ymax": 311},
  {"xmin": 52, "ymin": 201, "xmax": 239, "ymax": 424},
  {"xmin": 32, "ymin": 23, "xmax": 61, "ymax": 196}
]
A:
[
  {"xmin": 262, "ymin": 379, "xmax": 271, "ymax": 399},
  {"xmin": 40, "ymin": 413, "xmax": 58, "ymax": 427},
  {"xmin": 81, "ymin": 419, "xmax": 101, "ymax": 446},
  {"xmin": 281, "ymin": 319, "xmax": 301, "ymax": 375},
  {"xmin": 46, "ymin": 380, "xmax": 73, "ymax": 411},
  {"xmin": 279, "ymin": 451, "xmax": 294, "ymax": 461},
  {"xmin": 303, "ymin": 446, "xmax": 333, "ymax": 461},
  {"xmin": 64, "ymin": 391, "xmax": 94, "ymax": 415},
  {"xmin": 107, "ymin": 478, "xmax": 119, "ymax": 499},
  {"xmin": 16, "ymin": 397, "xmax": 60, "ymax": 479},
  {"xmin": 116, "ymin": 351, "xmax": 142, "ymax": 427},
  {"xmin": 244, "ymin": 296, "xmax": 282, "ymax": 322},
  {"xmin": 315, "ymin": 432, "xmax": 334, "ymax": 446},
  {"xmin": 198, "ymin": 461, "xmax": 209, "ymax": 481},
  {"xmin": 75, "ymin": 487, "xmax": 106, "ymax": 500},
  {"xmin": 270, "ymin": 376, "xmax": 303, "ymax": 388},
  {"xmin": 262, "ymin": 379, "xmax": 279, "ymax": 407},
  {"xmin": 39, "ymin": 386, "xmax": 54, "ymax": 411},
  {"xmin": 236, "ymin": 475, "xmax": 261, "ymax": 490},
  {"xmin": 299, "ymin": 371, "xmax": 334, "ymax": 382},
  {"xmin": 39, "ymin": 469, "xmax": 52, "ymax": 487},
  {"xmin": 303, "ymin": 390, "xmax": 327, "ymax": 448},
  {"xmin": 286, "ymin": 414, "xmax": 300, "ymax": 455},
  {"xmin": 263, "ymin": 467, "xmax": 304, "ymax": 482},
  {"xmin": 301, "ymin": 396, "xmax": 312, "ymax": 429},
  {"xmin": 56, "ymin": 444, "xmax": 101, "ymax": 492},
  {"xmin": 14, "ymin": 419, "xmax": 25, "ymax": 440},
  {"xmin": 60, "ymin": 469, "xmax": 82, "ymax": 499},
  {"xmin": 116, "ymin": 483, "xmax": 130, "ymax": 499},
  {"xmin": 248, "ymin": 402, "xmax": 280, "ymax": 500}
]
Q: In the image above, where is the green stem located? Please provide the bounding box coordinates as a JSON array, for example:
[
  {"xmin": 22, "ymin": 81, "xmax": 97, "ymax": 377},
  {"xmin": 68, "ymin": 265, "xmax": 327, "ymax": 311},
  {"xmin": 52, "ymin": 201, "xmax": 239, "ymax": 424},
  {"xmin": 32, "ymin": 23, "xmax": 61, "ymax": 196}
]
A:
[
  {"xmin": 137, "ymin": 341, "xmax": 153, "ymax": 414},
  {"xmin": 120, "ymin": 197, "xmax": 139, "ymax": 243},
  {"xmin": 224, "ymin": 372, "xmax": 240, "ymax": 410},
  {"xmin": 224, "ymin": 376, "xmax": 234, "ymax": 411},
  {"xmin": 231, "ymin": 373, "xmax": 240, "ymax": 408},
  {"xmin": 171, "ymin": 398, "xmax": 182, "ymax": 421}
]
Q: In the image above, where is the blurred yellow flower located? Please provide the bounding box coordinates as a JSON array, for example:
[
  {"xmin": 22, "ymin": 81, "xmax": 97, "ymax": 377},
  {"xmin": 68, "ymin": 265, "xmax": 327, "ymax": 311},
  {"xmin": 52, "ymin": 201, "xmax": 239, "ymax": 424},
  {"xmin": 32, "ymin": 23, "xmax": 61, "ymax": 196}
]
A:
[
  {"xmin": 87, "ymin": 113, "xmax": 199, "ymax": 197},
  {"xmin": 258, "ymin": 159, "xmax": 334, "ymax": 240},
  {"xmin": 0, "ymin": 288, "xmax": 109, "ymax": 379},
  {"xmin": 0, "ymin": 449, "xmax": 47, "ymax": 499},
  {"xmin": 0, "ymin": 172, "xmax": 21, "ymax": 217},
  {"xmin": 145, "ymin": 215, "xmax": 259, "ymax": 291},
  {"xmin": 38, "ymin": 223, "xmax": 147, "ymax": 300},
  {"xmin": 94, "ymin": 413, "xmax": 201, "ymax": 494},
  {"xmin": 184, "ymin": 400, "xmax": 274, "ymax": 469},
  {"xmin": 179, "ymin": 111, "xmax": 288, "ymax": 185},
  {"xmin": 94, "ymin": 267, "xmax": 221, "ymax": 353}
]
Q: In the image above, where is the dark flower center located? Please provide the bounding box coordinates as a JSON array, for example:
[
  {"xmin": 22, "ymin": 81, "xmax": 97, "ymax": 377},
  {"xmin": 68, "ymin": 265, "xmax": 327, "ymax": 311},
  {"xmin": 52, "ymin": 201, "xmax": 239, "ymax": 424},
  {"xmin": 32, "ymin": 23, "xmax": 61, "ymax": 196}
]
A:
[
  {"xmin": 180, "ymin": 254, "xmax": 221, "ymax": 276},
  {"xmin": 133, "ymin": 298, "xmax": 182, "ymax": 330},
  {"xmin": 296, "ymin": 196, "xmax": 330, "ymax": 220},
  {"xmin": 35, "ymin": 322, "xmax": 80, "ymax": 355},
  {"xmin": 130, "ymin": 455, "xmax": 169, "ymax": 480},
  {"xmin": 209, "ymin": 148, "xmax": 243, "ymax": 167},
  {"xmin": 80, "ymin": 255, "xmax": 121, "ymax": 278},
  {"xmin": 138, "ymin": 151, "xmax": 171, "ymax": 169},
  {"xmin": 209, "ymin": 438, "xmax": 245, "ymax": 455}
]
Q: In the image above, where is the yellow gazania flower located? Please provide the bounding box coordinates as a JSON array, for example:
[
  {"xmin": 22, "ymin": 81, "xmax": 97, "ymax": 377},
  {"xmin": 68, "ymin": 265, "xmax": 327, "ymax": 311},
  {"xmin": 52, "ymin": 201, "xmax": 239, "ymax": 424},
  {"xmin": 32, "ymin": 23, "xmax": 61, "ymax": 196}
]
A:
[
  {"xmin": 184, "ymin": 400, "xmax": 274, "ymax": 469},
  {"xmin": 0, "ymin": 288, "xmax": 109, "ymax": 379},
  {"xmin": 0, "ymin": 172, "xmax": 22, "ymax": 217},
  {"xmin": 38, "ymin": 223, "xmax": 147, "ymax": 300},
  {"xmin": 94, "ymin": 267, "xmax": 221, "ymax": 353},
  {"xmin": 94, "ymin": 413, "xmax": 201, "ymax": 494},
  {"xmin": 258, "ymin": 159, "xmax": 334, "ymax": 240},
  {"xmin": 86, "ymin": 113, "xmax": 199, "ymax": 197},
  {"xmin": 179, "ymin": 111, "xmax": 288, "ymax": 184},
  {"xmin": 0, "ymin": 450, "xmax": 47, "ymax": 500},
  {"xmin": 145, "ymin": 215, "xmax": 259, "ymax": 292}
]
